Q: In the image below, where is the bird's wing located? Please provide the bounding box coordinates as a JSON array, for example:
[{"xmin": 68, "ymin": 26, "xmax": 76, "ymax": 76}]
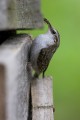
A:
[{"xmin": 37, "ymin": 45, "xmax": 56, "ymax": 72}]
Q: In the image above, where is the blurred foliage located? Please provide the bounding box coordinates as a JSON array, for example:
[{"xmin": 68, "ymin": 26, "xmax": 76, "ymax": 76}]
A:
[
  {"xmin": 42, "ymin": 0, "xmax": 80, "ymax": 120},
  {"xmin": 18, "ymin": 0, "xmax": 80, "ymax": 120}
]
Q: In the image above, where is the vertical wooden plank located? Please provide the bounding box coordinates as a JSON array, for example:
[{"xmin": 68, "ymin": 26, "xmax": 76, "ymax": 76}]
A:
[
  {"xmin": 0, "ymin": 34, "xmax": 32, "ymax": 120},
  {"xmin": 0, "ymin": 30, "xmax": 16, "ymax": 120},
  {"xmin": 0, "ymin": 65, "xmax": 5, "ymax": 120},
  {"xmin": 31, "ymin": 77, "xmax": 54, "ymax": 120}
]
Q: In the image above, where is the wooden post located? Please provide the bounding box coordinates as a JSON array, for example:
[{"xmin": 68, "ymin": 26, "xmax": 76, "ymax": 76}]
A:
[
  {"xmin": 0, "ymin": 35, "xmax": 32, "ymax": 120},
  {"xmin": 31, "ymin": 77, "xmax": 54, "ymax": 120}
]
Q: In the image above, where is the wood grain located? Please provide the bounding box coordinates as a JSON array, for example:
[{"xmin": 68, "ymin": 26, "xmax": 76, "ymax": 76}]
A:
[
  {"xmin": 0, "ymin": 0, "xmax": 43, "ymax": 30},
  {"xmin": 31, "ymin": 77, "xmax": 54, "ymax": 120},
  {"xmin": 0, "ymin": 34, "xmax": 32, "ymax": 120}
]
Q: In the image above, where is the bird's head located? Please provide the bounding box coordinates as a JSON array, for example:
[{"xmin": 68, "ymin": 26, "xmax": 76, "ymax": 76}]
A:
[{"xmin": 44, "ymin": 18, "xmax": 60, "ymax": 48}]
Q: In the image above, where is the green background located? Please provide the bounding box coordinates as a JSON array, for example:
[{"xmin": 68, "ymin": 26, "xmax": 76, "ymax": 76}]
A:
[
  {"xmin": 19, "ymin": 0, "xmax": 80, "ymax": 120},
  {"xmin": 42, "ymin": 0, "xmax": 80, "ymax": 120}
]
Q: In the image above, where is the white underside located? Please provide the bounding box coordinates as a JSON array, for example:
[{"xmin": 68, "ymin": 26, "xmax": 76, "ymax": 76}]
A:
[{"xmin": 30, "ymin": 30, "xmax": 56, "ymax": 74}]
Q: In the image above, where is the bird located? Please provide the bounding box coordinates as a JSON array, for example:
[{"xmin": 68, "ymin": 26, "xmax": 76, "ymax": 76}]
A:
[{"xmin": 30, "ymin": 18, "xmax": 60, "ymax": 78}]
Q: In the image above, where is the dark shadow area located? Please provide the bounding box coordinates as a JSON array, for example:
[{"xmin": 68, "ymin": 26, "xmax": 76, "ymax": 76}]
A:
[
  {"xmin": 27, "ymin": 85, "xmax": 32, "ymax": 120},
  {"xmin": 0, "ymin": 30, "xmax": 16, "ymax": 44},
  {"xmin": 0, "ymin": 64, "xmax": 6, "ymax": 120}
]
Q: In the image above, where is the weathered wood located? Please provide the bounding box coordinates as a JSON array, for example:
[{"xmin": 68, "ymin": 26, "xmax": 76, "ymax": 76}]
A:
[
  {"xmin": 0, "ymin": 0, "xmax": 43, "ymax": 30},
  {"xmin": 0, "ymin": 34, "xmax": 32, "ymax": 120},
  {"xmin": 0, "ymin": 65, "xmax": 6, "ymax": 120},
  {"xmin": 32, "ymin": 108, "xmax": 53, "ymax": 120},
  {"xmin": 31, "ymin": 77, "xmax": 54, "ymax": 120}
]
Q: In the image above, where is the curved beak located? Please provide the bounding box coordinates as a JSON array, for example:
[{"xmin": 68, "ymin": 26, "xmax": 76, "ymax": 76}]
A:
[{"xmin": 44, "ymin": 18, "xmax": 56, "ymax": 34}]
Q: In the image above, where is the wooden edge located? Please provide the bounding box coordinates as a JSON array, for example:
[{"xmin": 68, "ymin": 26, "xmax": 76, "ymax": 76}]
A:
[
  {"xmin": 0, "ymin": 64, "xmax": 6, "ymax": 120},
  {"xmin": 31, "ymin": 77, "xmax": 54, "ymax": 120}
]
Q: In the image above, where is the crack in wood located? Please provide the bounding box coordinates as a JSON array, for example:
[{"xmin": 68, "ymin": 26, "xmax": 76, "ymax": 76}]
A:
[
  {"xmin": 33, "ymin": 105, "xmax": 53, "ymax": 109},
  {"xmin": 33, "ymin": 105, "xmax": 55, "ymax": 112},
  {"xmin": 27, "ymin": 85, "xmax": 32, "ymax": 120}
]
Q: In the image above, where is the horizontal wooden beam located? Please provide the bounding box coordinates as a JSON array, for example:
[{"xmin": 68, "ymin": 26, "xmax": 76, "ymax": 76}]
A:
[{"xmin": 0, "ymin": 0, "xmax": 43, "ymax": 30}]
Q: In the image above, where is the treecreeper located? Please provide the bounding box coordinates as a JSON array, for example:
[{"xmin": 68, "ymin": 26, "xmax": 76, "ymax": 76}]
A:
[{"xmin": 30, "ymin": 18, "xmax": 60, "ymax": 78}]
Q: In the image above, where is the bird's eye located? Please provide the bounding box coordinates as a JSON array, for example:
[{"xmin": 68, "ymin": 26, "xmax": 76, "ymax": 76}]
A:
[
  {"xmin": 52, "ymin": 30, "xmax": 56, "ymax": 34},
  {"xmin": 54, "ymin": 39, "xmax": 56, "ymax": 43}
]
